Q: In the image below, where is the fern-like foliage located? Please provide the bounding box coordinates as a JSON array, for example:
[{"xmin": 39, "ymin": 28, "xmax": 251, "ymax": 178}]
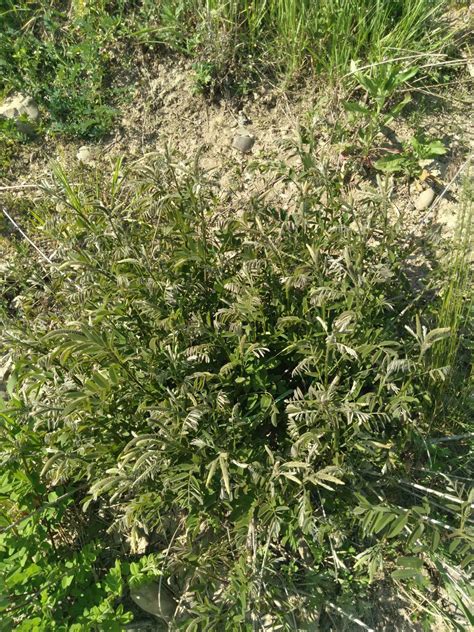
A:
[{"xmin": 0, "ymin": 150, "xmax": 471, "ymax": 630}]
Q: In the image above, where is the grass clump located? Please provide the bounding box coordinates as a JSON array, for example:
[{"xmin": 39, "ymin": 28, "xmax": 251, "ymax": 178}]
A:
[
  {"xmin": 0, "ymin": 149, "xmax": 472, "ymax": 629},
  {"xmin": 150, "ymin": 0, "xmax": 452, "ymax": 93}
]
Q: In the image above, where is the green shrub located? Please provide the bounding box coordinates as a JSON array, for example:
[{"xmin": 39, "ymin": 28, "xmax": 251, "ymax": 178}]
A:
[{"xmin": 0, "ymin": 150, "xmax": 472, "ymax": 629}]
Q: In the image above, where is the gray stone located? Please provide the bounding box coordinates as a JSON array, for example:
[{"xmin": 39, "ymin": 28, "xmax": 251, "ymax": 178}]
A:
[
  {"xmin": 233, "ymin": 133, "xmax": 255, "ymax": 153},
  {"xmin": 415, "ymin": 188, "xmax": 436, "ymax": 211},
  {"xmin": 130, "ymin": 582, "xmax": 176, "ymax": 620},
  {"xmin": 0, "ymin": 93, "xmax": 40, "ymax": 136}
]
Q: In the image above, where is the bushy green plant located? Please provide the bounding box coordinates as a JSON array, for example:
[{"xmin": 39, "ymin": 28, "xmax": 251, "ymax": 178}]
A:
[
  {"xmin": 191, "ymin": 61, "xmax": 217, "ymax": 95},
  {"xmin": 342, "ymin": 62, "xmax": 451, "ymax": 179},
  {"xmin": 0, "ymin": 150, "xmax": 471, "ymax": 629},
  {"xmin": 0, "ymin": 119, "xmax": 24, "ymax": 178}
]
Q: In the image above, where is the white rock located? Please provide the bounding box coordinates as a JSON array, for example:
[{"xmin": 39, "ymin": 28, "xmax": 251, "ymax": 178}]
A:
[
  {"xmin": 130, "ymin": 582, "xmax": 176, "ymax": 620},
  {"xmin": 418, "ymin": 159, "xmax": 433, "ymax": 169},
  {"xmin": 415, "ymin": 188, "xmax": 436, "ymax": 211},
  {"xmin": 418, "ymin": 158, "xmax": 443, "ymax": 178},
  {"xmin": 237, "ymin": 111, "xmax": 251, "ymax": 126},
  {"xmin": 76, "ymin": 146, "xmax": 95, "ymax": 165},
  {"xmin": 0, "ymin": 93, "xmax": 40, "ymax": 121},
  {"xmin": 0, "ymin": 93, "xmax": 40, "ymax": 136}
]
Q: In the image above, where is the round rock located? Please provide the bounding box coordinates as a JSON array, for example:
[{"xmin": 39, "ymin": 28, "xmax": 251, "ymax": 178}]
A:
[
  {"xmin": 76, "ymin": 146, "xmax": 95, "ymax": 165},
  {"xmin": 415, "ymin": 188, "xmax": 436, "ymax": 211},
  {"xmin": 130, "ymin": 582, "xmax": 177, "ymax": 620},
  {"xmin": 233, "ymin": 133, "xmax": 255, "ymax": 153}
]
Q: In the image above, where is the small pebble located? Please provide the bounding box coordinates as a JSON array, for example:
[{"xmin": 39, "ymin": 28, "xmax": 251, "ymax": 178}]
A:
[
  {"xmin": 415, "ymin": 188, "xmax": 436, "ymax": 211},
  {"xmin": 233, "ymin": 134, "xmax": 255, "ymax": 153}
]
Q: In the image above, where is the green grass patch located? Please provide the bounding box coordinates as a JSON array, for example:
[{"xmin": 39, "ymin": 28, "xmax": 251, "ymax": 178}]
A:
[
  {"xmin": 133, "ymin": 0, "xmax": 454, "ymax": 93},
  {"xmin": 0, "ymin": 0, "xmax": 456, "ymax": 138}
]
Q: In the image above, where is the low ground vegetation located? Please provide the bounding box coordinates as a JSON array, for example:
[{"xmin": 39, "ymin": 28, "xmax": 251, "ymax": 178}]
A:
[{"xmin": 0, "ymin": 0, "xmax": 465, "ymax": 138}]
